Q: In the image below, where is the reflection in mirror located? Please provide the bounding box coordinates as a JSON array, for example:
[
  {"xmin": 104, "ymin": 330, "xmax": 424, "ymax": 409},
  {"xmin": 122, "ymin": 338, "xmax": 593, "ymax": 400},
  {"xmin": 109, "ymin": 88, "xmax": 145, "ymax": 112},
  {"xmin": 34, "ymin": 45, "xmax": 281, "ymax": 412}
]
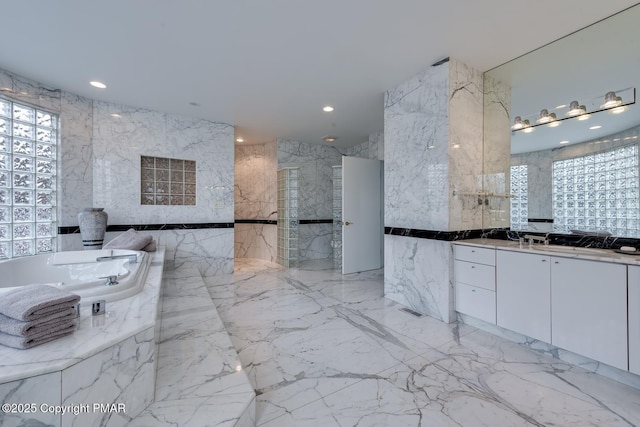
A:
[{"xmin": 484, "ymin": 4, "xmax": 640, "ymax": 238}]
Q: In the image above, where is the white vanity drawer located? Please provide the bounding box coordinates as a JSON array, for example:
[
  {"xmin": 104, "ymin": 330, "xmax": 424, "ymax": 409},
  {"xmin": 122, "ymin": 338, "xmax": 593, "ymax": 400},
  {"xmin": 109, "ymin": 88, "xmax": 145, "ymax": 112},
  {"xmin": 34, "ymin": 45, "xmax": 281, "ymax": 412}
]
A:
[
  {"xmin": 454, "ymin": 245, "xmax": 495, "ymax": 266},
  {"xmin": 454, "ymin": 260, "xmax": 495, "ymax": 291},
  {"xmin": 455, "ymin": 283, "xmax": 496, "ymax": 324}
]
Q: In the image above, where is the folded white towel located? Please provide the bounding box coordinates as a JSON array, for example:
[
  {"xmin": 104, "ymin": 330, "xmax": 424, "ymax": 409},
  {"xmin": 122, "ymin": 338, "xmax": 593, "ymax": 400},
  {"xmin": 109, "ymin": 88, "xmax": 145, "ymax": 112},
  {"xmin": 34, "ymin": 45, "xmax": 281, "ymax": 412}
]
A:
[
  {"xmin": 103, "ymin": 228, "xmax": 153, "ymax": 251},
  {"xmin": 0, "ymin": 308, "xmax": 76, "ymax": 337},
  {"xmin": 0, "ymin": 284, "xmax": 80, "ymax": 321},
  {"xmin": 0, "ymin": 320, "xmax": 77, "ymax": 349}
]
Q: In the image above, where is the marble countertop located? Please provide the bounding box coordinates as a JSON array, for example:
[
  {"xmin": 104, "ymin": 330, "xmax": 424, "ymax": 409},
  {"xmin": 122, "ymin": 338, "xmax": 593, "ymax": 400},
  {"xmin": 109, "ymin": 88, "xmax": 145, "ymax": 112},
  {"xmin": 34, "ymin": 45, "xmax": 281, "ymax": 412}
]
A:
[
  {"xmin": 455, "ymin": 238, "xmax": 640, "ymax": 266},
  {"xmin": 0, "ymin": 248, "xmax": 165, "ymax": 384}
]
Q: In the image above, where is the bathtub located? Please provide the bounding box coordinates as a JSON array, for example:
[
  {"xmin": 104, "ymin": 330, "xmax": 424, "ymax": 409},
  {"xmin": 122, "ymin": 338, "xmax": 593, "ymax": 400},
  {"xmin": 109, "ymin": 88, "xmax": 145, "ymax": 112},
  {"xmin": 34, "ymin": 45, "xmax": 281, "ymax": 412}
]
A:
[{"xmin": 0, "ymin": 249, "xmax": 151, "ymax": 302}]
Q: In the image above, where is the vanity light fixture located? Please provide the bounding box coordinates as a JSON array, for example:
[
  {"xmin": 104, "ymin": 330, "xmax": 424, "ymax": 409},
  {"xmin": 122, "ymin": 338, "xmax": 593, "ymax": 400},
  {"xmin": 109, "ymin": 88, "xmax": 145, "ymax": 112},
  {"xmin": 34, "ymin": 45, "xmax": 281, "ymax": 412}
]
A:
[
  {"xmin": 89, "ymin": 81, "xmax": 107, "ymax": 89},
  {"xmin": 322, "ymin": 135, "xmax": 338, "ymax": 143},
  {"xmin": 512, "ymin": 116, "xmax": 525, "ymax": 130},
  {"xmin": 566, "ymin": 101, "xmax": 587, "ymax": 117},
  {"xmin": 602, "ymin": 91, "xmax": 623, "ymax": 109},
  {"xmin": 322, "ymin": 105, "xmax": 334, "ymax": 112},
  {"xmin": 236, "ymin": 138, "xmax": 244, "ymax": 143},
  {"xmin": 522, "ymin": 120, "xmax": 535, "ymax": 133},
  {"xmin": 547, "ymin": 115, "xmax": 561, "ymax": 127},
  {"xmin": 536, "ymin": 109, "xmax": 553, "ymax": 124}
]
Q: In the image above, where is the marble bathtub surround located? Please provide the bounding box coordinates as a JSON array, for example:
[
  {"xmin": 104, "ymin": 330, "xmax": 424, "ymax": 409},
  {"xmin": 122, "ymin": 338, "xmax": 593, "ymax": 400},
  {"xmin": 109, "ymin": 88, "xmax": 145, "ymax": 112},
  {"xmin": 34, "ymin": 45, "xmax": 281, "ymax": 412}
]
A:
[
  {"xmin": 0, "ymin": 248, "xmax": 165, "ymax": 426},
  {"xmin": 140, "ymin": 155, "xmax": 197, "ymax": 206},
  {"xmin": 205, "ymin": 258, "xmax": 640, "ymax": 426}
]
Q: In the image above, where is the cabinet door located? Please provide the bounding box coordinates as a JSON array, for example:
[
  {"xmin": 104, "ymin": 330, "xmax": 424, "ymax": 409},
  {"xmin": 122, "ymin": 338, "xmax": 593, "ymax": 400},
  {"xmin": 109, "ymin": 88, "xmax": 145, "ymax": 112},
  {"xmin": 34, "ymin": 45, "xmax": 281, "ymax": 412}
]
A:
[
  {"xmin": 629, "ymin": 265, "xmax": 640, "ymax": 375},
  {"xmin": 551, "ymin": 257, "xmax": 627, "ymax": 371},
  {"xmin": 496, "ymin": 251, "xmax": 551, "ymax": 342}
]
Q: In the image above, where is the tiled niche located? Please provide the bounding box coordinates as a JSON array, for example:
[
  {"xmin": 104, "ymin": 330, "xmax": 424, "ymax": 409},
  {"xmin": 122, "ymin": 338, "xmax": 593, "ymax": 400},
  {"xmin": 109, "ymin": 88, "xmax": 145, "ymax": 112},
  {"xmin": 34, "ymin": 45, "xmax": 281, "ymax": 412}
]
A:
[{"xmin": 141, "ymin": 156, "xmax": 196, "ymax": 205}]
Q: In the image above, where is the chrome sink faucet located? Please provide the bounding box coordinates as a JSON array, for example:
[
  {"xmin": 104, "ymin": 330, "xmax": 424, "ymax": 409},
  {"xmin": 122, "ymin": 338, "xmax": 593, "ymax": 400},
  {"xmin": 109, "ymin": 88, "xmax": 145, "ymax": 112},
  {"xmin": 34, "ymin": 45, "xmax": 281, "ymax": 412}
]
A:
[{"xmin": 523, "ymin": 234, "xmax": 549, "ymax": 247}]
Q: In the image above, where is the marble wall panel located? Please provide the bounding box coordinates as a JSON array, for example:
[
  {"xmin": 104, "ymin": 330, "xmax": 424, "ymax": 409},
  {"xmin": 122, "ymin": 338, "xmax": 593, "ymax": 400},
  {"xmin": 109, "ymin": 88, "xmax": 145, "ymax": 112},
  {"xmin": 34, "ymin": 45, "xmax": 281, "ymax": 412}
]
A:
[
  {"xmin": 299, "ymin": 223, "xmax": 333, "ymax": 260},
  {"xmin": 235, "ymin": 142, "xmax": 277, "ymax": 220},
  {"xmin": 383, "ymin": 234, "xmax": 454, "ymax": 323},
  {"xmin": 61, "ymin": 327, "xmax": 155, "ymax": 427},
  {"xmin": 234, "ymin": 223, "xmax": 277, "ymax": 261},
  {"xmin": 448, "ymin": 58, "xmax": 485, "ymax": 231},
  {"xmin": 483, "ymin": 73, "xmax": 512, "ymax": 229},
  {"xmin": 0, "ymin": 371, "xmax": 62, "ymax": 427},
  {"xmin": 277, "ymin": 139, "xmax": 342, "ymax": 220},
  {"xmin": 346, "ymin": 131, "xmax": 384, "ymax": 161},
  {"xmin": 384, "ymin": 63, "xmax": 450, "ymax": 230}
]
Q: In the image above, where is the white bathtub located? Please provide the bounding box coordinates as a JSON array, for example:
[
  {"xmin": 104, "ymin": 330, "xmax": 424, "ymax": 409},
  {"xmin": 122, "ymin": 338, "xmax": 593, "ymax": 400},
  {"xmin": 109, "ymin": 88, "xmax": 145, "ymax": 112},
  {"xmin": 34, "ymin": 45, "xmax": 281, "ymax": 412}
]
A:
[{"xmin": 0, "ymin": 249, "xmax": 151, "ymax": 302}]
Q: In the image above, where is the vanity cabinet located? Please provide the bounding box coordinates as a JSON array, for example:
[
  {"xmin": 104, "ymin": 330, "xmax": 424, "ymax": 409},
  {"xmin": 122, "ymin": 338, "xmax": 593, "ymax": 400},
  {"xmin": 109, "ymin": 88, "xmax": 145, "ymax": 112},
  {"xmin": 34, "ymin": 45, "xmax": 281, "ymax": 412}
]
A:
[
  {"xmin": 551, "ymin": 257, "xmax": 627, "ymax": 371},
  {"xmin": 454, "ymin": 245, "xmax": 496, "ymax": 324},
  {"xmin": 496, "ymin": 250, "xmax": 551, "ymax": 342},
  {"xmin": 629, "ymin": 265, "xmax": 640, "ymax": 375}
]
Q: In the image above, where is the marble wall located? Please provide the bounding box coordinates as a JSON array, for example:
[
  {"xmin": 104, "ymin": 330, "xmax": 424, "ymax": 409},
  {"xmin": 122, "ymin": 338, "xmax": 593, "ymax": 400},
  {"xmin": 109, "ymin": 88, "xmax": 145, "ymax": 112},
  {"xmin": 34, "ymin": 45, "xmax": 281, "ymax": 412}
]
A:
[
  {"xmin": 278, "ymin": 139, "xmax": 342, "ymax": 260},
  {"xmin": 0, "ymin": 67, "xmax": 235, "ymax": 276},
  {"xmin": 345, "ymin": 131, "xmax": 384, "ymax": 160},
  {"xmin": 383, "ymin": 58, "xmax": 485, "ymax": 322},
  {"xmin": 511, "ymin": 123, "xmax": 640, "ymax": 225},
  {"xmin": 234, "ymin": 141, "xmax": 277, "ymax": 261}
]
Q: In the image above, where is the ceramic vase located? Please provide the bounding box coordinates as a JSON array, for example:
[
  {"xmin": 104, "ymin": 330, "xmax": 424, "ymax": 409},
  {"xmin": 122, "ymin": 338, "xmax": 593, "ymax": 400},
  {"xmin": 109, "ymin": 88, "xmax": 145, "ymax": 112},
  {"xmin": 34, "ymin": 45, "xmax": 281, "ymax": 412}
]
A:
[{"xmin": 78, "ymin": 208, "xmax": 108, "ymax": 250}]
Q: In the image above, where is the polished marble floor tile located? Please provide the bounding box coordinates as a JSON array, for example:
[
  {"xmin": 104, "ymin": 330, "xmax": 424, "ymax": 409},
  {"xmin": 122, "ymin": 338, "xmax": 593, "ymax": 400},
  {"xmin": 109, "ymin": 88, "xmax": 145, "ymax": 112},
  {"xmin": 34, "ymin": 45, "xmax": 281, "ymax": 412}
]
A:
[{"xmin": 215, "ymin": 258, "xmax": 640, "ymax": 426}]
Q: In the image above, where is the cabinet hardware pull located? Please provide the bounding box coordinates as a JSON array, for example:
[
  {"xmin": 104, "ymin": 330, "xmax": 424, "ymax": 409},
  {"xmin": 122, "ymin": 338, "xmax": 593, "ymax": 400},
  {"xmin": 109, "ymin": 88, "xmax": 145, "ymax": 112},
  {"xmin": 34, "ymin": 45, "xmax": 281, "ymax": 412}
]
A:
[
  {"xmin": 541, "ymin": 259, "xmax": 546, "ymax": 262},
  {"xmin": 554, "ymin": 261, "xmax": 559, "ymax": 264},
  {"xmin": 471, "ymin": 266, "xmax": 475, "ymax": 268}
]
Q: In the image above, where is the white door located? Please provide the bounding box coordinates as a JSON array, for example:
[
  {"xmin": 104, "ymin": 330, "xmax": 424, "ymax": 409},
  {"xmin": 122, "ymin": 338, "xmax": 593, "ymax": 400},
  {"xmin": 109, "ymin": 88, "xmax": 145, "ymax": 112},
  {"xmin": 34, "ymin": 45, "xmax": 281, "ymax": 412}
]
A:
[{"xmin": 342, "ymin": 157, "xmax": 383, "ymax": 274}]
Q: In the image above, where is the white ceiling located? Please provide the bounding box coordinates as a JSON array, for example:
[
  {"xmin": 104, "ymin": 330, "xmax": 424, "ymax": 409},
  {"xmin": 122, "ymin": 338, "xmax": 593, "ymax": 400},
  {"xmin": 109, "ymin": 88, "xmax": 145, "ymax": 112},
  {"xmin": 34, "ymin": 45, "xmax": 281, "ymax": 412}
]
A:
[{"xmin": 0, "ymin": 0, "xmax": 638, "ymax": 147}]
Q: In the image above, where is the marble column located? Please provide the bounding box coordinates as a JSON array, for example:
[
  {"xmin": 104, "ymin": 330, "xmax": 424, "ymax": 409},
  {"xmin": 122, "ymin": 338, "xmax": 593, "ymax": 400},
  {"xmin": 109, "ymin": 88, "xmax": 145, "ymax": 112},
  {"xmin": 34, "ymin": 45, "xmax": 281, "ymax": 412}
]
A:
[{"xmin": 384, "ymin": 58, "xmax": 486, "ymax": 323}]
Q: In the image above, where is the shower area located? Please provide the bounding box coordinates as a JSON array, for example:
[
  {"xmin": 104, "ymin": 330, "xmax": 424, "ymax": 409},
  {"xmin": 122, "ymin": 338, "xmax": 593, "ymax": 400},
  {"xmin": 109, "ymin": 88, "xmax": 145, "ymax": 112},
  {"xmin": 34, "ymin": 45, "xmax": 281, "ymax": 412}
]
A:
[{"xmin": 234, "ymin": 134, "xmax": 384, "ymax": 272}]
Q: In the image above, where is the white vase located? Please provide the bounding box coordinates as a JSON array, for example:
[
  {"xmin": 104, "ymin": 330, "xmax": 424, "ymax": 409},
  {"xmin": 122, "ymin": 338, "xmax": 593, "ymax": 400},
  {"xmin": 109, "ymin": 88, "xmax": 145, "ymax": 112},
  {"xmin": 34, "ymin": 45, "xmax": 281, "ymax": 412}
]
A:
[{"xmin": 78, "ymin": 208, "xmax": 108, "ymax": 250}]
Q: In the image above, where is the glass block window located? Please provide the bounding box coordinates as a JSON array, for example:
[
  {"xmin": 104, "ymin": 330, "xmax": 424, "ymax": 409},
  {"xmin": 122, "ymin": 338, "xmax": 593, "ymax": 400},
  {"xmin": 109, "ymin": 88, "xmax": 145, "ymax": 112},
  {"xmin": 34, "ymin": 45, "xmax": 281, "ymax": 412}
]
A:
[
  {"xmin": 141, "ymin": 156, "xmax": 196, "ymax": 205},
  {"xmin": 510, "ymin": 165, "xmax": 528, "ymax": 230},
  {"xmin": 0, "ymin": 98, "xmax": 57, "ymax": 258},
  {"xmin": 552, "ymin": 144, "xmax": 639, "ymax": 237}
]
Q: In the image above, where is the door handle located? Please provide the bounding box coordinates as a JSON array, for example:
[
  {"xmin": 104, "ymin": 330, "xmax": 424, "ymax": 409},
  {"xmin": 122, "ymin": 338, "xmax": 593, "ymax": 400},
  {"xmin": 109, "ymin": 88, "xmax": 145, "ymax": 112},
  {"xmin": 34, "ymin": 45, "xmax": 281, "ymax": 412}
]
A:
[{"xmin": 344, "ymin": 221, "xmax": 353, "ymax": 226}]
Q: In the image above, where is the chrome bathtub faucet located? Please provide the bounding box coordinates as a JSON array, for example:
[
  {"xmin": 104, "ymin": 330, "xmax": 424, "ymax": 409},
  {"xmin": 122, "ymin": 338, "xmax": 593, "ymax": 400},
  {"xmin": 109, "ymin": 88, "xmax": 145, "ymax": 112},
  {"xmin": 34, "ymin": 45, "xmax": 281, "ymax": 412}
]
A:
[{"xmin": 96, "ymin": 254, "xmax": 138, "ymax": 263}]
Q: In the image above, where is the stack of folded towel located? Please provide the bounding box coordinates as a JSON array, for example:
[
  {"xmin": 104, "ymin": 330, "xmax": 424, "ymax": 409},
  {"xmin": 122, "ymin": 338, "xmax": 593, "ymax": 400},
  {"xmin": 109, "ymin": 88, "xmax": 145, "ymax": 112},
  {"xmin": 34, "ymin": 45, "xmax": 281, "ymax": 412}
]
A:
[
  {"xmin": 103, "ymin": 228, "xmax": 156, "ymax": 251},
  {"xmin": 0, "ymin": 284, "xmax": 80, "ymax": 349}
]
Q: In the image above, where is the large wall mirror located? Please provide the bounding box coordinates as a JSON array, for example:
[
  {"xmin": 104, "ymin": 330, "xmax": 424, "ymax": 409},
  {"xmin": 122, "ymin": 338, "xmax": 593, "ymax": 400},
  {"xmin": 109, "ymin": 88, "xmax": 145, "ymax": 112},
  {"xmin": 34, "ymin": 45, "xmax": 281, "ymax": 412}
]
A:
[{"xmin": 484, "ymin": 4, "xmax": 640, "ymax": 238}]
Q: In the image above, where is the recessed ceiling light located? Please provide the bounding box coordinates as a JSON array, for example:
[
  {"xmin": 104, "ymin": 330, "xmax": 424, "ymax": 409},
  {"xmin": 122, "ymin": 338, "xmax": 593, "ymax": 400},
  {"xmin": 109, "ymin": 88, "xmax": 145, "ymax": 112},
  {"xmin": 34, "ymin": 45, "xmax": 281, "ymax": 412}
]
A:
[
  {"xmin": 589, "ymin": 125, "xmax": 602, "ymax": 130},
  {"xmin": 236, "ymin": 138, "xmax": 244, "ymax": 143},
  {"xmin": 90, "ymin": 81, "xmax": 106, "ymax": 89},
  {"xmin": 559, "ymin": 140, "xmax": 570, "ymax": 144},
  {"xmin": 322, "ymin": 135, "xmax": 338, "ymax": 142},
  {"xmin": 323, "ymin": 106, "xmax": 334, "ymax": 112},
  {"xmin": 111, "ymin": 113, "xmax": 121, "ymax": 118}
]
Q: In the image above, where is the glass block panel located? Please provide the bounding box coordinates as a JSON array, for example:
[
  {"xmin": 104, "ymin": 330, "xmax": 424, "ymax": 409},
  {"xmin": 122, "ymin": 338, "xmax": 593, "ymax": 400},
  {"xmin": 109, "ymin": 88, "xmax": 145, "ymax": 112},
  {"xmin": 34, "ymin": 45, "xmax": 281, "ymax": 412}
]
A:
[
  {"xmin": 0, "ymin": 118, "xmax": 8, "ymax": 135},
  {"xmin": 36, "ymin": 207, "xmax": 53, "ymax": 221},
  {"xmin": 13, "ymin": 156, "xmax": 33, "ymax": 172},
  {"xmin": 0, "ymin": 100, "xmax": 9, "ymax": 117},
  {"xmin": 36, "ymin": 159, "xmax": 53, "ymax": 174},
  {"xmin": 13, "ymin": 207, "xmax": 32, "ymax": 222},
  {"xmin": 36, "ymin": 128, "xmax": 54, "ymax": 143},
  {"xmin": 13, "ymin": 173, "xmax": 33, "ymax": 188},
  {"xmin": 0, "ymin": 172, "xmax": 7, "ymax": 188},
  {"xmin": 13, "ymin": 139, "xmax": 33, "ymax": 155},
  {"xmin": 0, "ymin": 207, "xmax": 9, "ymax": 222},
  {"xmin": 13, "ymin": 123, "xmax": 33, "ymax": 139},
  {"xmin": 13, "ymin": 224, "xmax": 32, "ymax": 239},
  {"xmin": 0, "ymin": 242, "xmax": 9, "ymax": 258},
  {"xmin": 0, "ymin": 225, "xmax": 9, "ymax": 240},
  {"xmin": 36, "ymin": 111, "xmax": 55, "ymax": 128},
  {"xmin": 36, "ymin": 223, "xmax": 51, "ymax": 237},
  {"xmin": 0, "ymin": 136, "xmax": 8, "ymax": 153},
  {"xmin": 36, "ymin": 143, "xmax": 54, "ymax": 158},
  {"xmin": 13, "ymin": 104, "xmax": 34, "ymax": 123},
  {"xmin": 36, "ymin": 191, "xmax": 54, "ymax": 206},
  {"xmin": 13, "ymin": 240, "xmax": 33, "ymax": 257},
  {"xmin": 37, "ymin": 238, "xmax": 52, "ymax": 253},
  {"xmin": 14, "ymin": 190, "xmax": 32, "ymax": 205},
  {"xmin": 36, "ymin": 175, "xmax": 53, "ymax": 190},
  {"xmin": 0, "ymin": 155, "xmax": 10, "ymax": 170}
]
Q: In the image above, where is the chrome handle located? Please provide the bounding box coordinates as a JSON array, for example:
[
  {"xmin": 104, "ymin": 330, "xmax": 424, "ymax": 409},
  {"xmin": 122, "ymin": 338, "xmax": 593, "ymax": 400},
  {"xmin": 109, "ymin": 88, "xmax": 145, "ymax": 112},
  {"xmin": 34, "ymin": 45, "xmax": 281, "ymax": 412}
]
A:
[{"xmin": 344, "ymin": 221, "xmax": 353, "ymax": 226}]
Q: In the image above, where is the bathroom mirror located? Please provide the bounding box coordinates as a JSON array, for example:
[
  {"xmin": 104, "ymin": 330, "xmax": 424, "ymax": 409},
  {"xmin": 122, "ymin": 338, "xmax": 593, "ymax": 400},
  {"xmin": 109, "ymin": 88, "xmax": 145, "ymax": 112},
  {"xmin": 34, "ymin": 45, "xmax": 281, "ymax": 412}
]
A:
[{"xmin": 484, "ymin": 3, "xmax": 640, "ymax": 237}]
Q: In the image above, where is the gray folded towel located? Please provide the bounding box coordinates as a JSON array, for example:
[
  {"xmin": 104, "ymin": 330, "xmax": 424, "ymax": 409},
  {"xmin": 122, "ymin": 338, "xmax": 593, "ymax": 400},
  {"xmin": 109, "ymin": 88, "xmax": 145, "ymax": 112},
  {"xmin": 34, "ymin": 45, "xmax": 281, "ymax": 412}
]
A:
[
  {"xmin": 142, "ymin": 239, "xmax": 157, "ymax": 252},
  {"xmin": 0, "ymin": 308, "xmax": 76, "ymax": 337},
  {"xmin": 0, "ymin": 284, "xmax": 80, "ymax": 321},
  {"xmin": 0, "ymin": 320, "xmax": 77, "ymax": 349},
  {"xmin": 103, "ymin": 228, "xmax": 153, "ymax": 251}
]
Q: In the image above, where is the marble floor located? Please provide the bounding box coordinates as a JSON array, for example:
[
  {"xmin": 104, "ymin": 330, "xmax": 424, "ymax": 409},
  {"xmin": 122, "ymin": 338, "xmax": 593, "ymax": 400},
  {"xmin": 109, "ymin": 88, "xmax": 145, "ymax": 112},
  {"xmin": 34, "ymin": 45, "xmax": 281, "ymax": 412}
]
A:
[{"xmin": 204, "ymin": 258, "xmax": 640, "ymax": 426}]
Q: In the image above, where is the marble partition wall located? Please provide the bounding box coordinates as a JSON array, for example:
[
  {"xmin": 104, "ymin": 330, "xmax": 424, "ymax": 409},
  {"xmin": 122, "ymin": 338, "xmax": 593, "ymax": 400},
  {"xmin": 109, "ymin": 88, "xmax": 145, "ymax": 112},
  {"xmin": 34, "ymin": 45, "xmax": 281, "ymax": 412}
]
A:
[
  {"xmin": 384, "ymin": 58, "xmax": 485, "ymax": 322},
  {"xmin": 278, "ymin": 139, "xmax": 341, "ymax": 260},
  {"xmin": 483, "ymin": 74, "xmax": 512, "ymax": 229},
  {"xmin": 234, "ymin": 141, "xmax": 277, "ymax": 261}
]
